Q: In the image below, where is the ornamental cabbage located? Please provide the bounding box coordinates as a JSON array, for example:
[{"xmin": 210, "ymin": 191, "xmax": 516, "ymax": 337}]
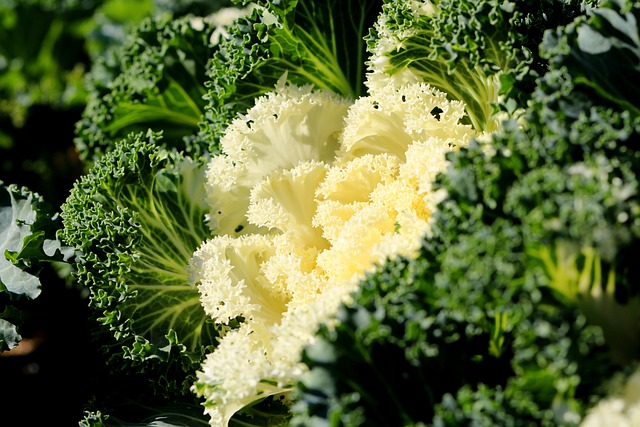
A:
[
  {"xmin": 291, "ymin": 1, "xmax": 640, "ymax": 425},
  {"xmin": 7, "ymin": 0, "xmax": 633, "ymax": 426},
  {"xmin": 188, "ymin": 76, "xmax": 480, "ymax": 424}
]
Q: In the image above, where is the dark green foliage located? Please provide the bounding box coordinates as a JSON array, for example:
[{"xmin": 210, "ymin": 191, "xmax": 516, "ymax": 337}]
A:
[
  {"xmin": 542, "ymin": 0, "xmax": 640, "ymax": 116},
  {"xmin": 75, "ymin": 13, "xmax": 220, "ymax": 163},
  {"xmin": 292, "ymin": 0, "xmax": 640, "ymax": 425},
  {"xmin": 293, "ymin": 222, "xmax": 614, "ymax": 426},
  {"xmin": 60, "ymin": 131, "xmax": 220, "ymax": 396}
]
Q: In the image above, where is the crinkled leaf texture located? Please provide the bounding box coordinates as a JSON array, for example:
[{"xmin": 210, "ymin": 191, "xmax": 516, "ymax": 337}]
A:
[
  {"xmin": 365, "ymin": 0, "xmax": 593, "ymax": 131},
  {"xmin": 75, "ymin": 12, "xmax": 228, "ymax": 163},
  {"xmin": 60, "ymin": 132, "xmax": 220, "ymax": 395},
  {"xmin": 203, "ymin": 0, "xmax": 382, "ymax": 142}
]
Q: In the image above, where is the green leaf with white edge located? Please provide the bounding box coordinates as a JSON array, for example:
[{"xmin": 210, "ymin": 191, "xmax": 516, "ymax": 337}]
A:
[
  {"xmin": 0, "ymin": 308, "xmax": 22, "ymax": 350},
  {"xmin": 0, "ymin": 181, "xmax": 67, "ymax": 351},
  {"xmin": 1, "ymin": 183, "xmax": 45, "ymax": 299},
  {"xmin": 60, "ymin": 131, "xmax": 221, "ymax": 395}
]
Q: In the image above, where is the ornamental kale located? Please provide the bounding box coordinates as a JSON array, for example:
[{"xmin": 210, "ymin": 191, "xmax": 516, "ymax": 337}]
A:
[
  {"xmin": 189, "ymin": 77, "xmax": 476, "ymax": 426},
  {"xmin": 4, "ymin": 0, "xmax": 640, "ymax": 426},
  {"xmin": 366, "ymin": 0, "xmax": 596, "ymax": 132},
  {"xmin": 59, "ymin": 132, "xmax": 221, "ymax": 398},
  {"xmin": 57, "ymin": 1, "xmax": 390, "ymax": 424},
  {"xmin": 75, "ymin": 9, "xmax": 233, "ymax": 163},
  {"xmin": 292, "ymin": 0, "xmax": 640, "ymax": 425}
]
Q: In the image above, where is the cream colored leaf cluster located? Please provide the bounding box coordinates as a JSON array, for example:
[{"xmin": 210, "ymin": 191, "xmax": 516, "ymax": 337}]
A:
[
  {"xmin": 188, "ymin": 79, "xmax": 477, "ymax": 425},
  {"xmin": 580, "ymin": 366, "xmax": 640, "ymax": 427}
]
